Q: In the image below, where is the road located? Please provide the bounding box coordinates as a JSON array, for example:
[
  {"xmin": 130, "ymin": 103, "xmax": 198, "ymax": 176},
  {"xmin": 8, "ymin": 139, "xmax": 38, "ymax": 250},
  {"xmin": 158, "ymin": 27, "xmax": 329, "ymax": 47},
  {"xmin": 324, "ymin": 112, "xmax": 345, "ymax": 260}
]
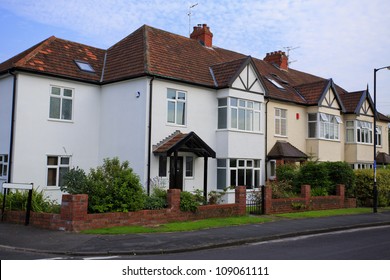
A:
[{"xmin": 1, "ymin": 225, "xmax": 390, "ymax": 260}]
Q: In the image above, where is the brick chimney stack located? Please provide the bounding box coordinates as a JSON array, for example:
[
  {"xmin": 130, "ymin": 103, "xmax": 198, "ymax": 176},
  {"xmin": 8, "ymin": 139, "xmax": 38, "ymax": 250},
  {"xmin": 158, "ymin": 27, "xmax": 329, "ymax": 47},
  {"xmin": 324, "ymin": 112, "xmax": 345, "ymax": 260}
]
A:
[
  {"xmin": 190, "ymin": 24, "xmax": 213, "ymax": 47},
  {"xmin": 264, "ymin": 51, "xmax": 288, "ymax": 71}
]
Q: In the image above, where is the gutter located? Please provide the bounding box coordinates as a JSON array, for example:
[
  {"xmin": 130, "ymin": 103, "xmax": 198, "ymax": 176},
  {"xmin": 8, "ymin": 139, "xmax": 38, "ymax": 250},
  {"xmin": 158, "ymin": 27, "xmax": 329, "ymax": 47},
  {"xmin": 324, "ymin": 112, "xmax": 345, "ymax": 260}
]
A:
[
  {"xmin": 8, "ymin": 70, "xmax": 17, "ymax": 183},
  {"xmin": 264, "ymin": 98, "xmax": 269, "ymax": 182},
  {"xmin": 146, "ymin": 76, "xmax": 155, "ymax": 195}
]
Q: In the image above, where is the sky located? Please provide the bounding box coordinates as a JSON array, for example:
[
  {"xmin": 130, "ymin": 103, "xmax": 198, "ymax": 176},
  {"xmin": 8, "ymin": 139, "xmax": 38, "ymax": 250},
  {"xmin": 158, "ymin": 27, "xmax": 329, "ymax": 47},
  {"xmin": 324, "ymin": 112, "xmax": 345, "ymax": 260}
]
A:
[{"xmin": 1, "ymin": 0, "xmax": 390, "ymax": 113}]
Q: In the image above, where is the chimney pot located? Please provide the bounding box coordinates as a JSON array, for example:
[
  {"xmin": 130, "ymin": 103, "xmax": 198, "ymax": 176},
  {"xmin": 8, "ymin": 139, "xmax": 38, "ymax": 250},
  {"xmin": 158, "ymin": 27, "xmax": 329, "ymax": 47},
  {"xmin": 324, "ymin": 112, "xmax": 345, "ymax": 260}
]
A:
[
  {"xmin": 190, "ymin": 23, "xmax": 213, "ymax": 47},
  {"xmin": 264, "ymin": 50, "xmax": 289, "ymax": 71}
]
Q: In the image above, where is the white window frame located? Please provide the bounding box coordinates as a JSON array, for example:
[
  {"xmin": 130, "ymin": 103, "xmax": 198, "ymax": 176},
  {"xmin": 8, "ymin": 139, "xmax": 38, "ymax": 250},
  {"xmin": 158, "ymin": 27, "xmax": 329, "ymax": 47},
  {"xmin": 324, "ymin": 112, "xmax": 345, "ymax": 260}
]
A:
[
  {"xmin": 167, "ymin": 89, "xmax": 187, "ymax": 126},
  {"xmin": 0, "ymin": 154, "xmax": 9, "ymax": 179},
  {"xmin": 49, "ymin": 86, "xmax": 74, "ymax": 121},
  {"xmin": 275, "ymin": 108, "xmax": 287, "ymax": 136},
  {"xmin": 217, "ymin": 97, "xmax": 262, "ymax": 133},
  {"xmin": 308, "ymin": 112, "xmax": 340, "ymax": 140},
  {"xmin": 356, "ymin": 121, "xmax": 373, "ymax": 144},
  {"xmin": 46, "ymin": 155, "xmax": 71, "ymax": 188},
  {"xmin": 217, "ymin": 158, "xmax": 261, "ymax": 189},
  {"xmin": 376, "ymin": 126, "xmax": 382, "ymax": 146},
  {"xmin": 185, "ymin": 156, "xmax": 194, "ymax": 178}
]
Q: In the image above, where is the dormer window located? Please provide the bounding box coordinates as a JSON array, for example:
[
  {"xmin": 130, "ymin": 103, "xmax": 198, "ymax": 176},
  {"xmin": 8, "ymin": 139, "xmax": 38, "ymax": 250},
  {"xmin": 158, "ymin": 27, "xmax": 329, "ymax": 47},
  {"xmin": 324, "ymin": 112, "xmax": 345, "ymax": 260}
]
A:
[{"xmin": 74, "ymin": 60, "xmax": 95, "ymax": 73}]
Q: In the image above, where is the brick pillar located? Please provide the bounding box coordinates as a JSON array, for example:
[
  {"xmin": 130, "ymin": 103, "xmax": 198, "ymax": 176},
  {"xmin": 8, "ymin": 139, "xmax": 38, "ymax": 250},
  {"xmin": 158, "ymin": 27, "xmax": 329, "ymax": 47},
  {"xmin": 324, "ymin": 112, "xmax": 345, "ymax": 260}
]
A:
[
  {"xmin": 301, "ymin": 185, "xmax": 311, "ymax": 209},
  {"xmin": 235, "ymin": 186, "xmax": 246, "ymax": 215},
  {"xmin": 336, "ymin": 184, "xmax": 345, "ymax": 207},
  {"xmin": 60, "ymin": 194, "xmax": 88, "ymax": 221},
  {"xmin": 167, "ymin": 189, "xmax": 181, "ymax": 211},
  {"xmin": 263, "ymin": 186, "xmax": 273, "ymax": 214}
]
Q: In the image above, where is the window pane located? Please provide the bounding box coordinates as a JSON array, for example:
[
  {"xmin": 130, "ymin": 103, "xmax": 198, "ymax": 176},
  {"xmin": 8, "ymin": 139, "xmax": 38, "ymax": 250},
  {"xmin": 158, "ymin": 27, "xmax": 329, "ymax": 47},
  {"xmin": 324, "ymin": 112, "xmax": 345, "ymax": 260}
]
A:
[
  {"xmin": 217, "ymin": 159, "xmax": 226, "ymax": 167},
  {"xmin": 231, "ymin": 108, "xmax": 238, "ymax": 129},
  {"xmin": 238, "ymin": 108, "xmax": 245, "ymax": 130},
  {"xmin": 177, "ymin": 92, "xmax": 186, "ymax": 100},
  {"xmin": 238, "ymin": 160, "xmax": 245, "ymax": 167},
  {"xmin": 239, "ymin": 100, "xmax": 246, "ymax": 107},
  {"xmin": 47, "ymin": 168, "xmax": 57, "ymax": 186},
  {"xmin": 230, "ymin": 169, "xmax": 237, "ymax": 186},
  {"xmin": 246, "ymin": 169, "xmax": 253, "ymax": 187},
  {"xmin": 246, "ymin": 110, "xmax": 253, "ymax": 131},
  {"xmin": 254, "ymin": 170, "xmax": 260, "ymax": 187},
  {"xmin": 218, "ymin": 107, "xmax": 227, "ymax": 129},
  {"xmin": 218, "ymin": 98, "xmax": 227, "ymax": 106},
  {"xmin": 308, "ymin": 122, "xmax": 316, "ymax": 138},
  {"xmin": 281, "ymin": 109, "xmax": 286, "ymax": 118},
  {"xmin": 185, "ymin": 157, "xmax": 193, "ymax": 177},
  {"xmin": 62, "ymin": 99, "xmax": 72, "ymax": 120},
  {"xmin": 230, "ymin": 159, "xmax": 237, "ymax": 167},
  {"xmin": 254, "ymin": 160, "xmax": 260, "ymax": 168},
  {"xmin": 238, "ymin": 169, "xmax": 245, "ymax": 186},
  {"xmin": 281, "ymin": 118, "xmax": 287, "ymax": 135},
  {"xmin": 51, "ymin": 87, "xmax": 61, "ymax": 95},
  {"xmin": 60, "ymin": 157, "xmax": 70, "ymax": 165},
  {"xmin": 2, "ymin": 164, "xmax": 7, "ymax": 176},
  {"xmin": 254, "ymin": 112, "xmax": 260, "ymax": 132},
  {"xmin": 59, "ymin": 167, "xmax": 69, "ymax": 187},
  {"xmin": 47, "ymin": 156, "xmax": 58, "ymax": 165},
  {"xmin": 308, "ymin": 113, "xmax": 317, "ymax": 121},
  {"xmin": 275, "ymin": 118, "xmax": 280, "ymax": 135},
  {"xmin": 230, "ymin": 98, "xmax": 238, "ymax": 107},
  {"xmin": 217, "ymin": 169, "xmax": 226, "ymax": 189},
  {"xmin": 49, "ymin": 97, "xmax": 61, "ymax": 119},
  {"xmin": 167, "ymin": 89, "xmax": 176, "ymax": 99},
  {"xmin": 167, "ymin": 101, "xmax": 175, "ymax": 123},
  {"xmin": 63, "ymin": 89, "xmax": 73, "ymax": 97},
  {"xmin": 254, "ymin": 102, "xmax": 260, "ymax": 110},
  {"xmin": 159, "ymin": 156, "xmax": 167, "ymax": 177},
  {"xmin": 176, "ymin": 102, "xmax": 185, "ymax": 125}
]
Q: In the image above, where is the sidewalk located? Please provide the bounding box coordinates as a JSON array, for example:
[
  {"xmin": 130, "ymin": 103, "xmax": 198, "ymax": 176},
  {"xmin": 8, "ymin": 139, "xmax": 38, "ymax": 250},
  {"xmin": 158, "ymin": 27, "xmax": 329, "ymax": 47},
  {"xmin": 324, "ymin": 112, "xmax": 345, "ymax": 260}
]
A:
[{"xmin": 0, "ymin": 211, "xmax": 389, "ymax": 256}]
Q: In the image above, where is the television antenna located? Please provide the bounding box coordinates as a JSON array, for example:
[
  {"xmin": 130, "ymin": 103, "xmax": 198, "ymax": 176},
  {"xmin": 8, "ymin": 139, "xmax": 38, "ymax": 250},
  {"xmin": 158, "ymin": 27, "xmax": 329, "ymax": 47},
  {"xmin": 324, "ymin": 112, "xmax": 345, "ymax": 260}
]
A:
[
  {"xmin": 188, "ymin": 3, "xmax": 198, "ymax": 36},
  {"xmin": 283, "ymin": 46, "xmax": 300, "ymax": 65}
]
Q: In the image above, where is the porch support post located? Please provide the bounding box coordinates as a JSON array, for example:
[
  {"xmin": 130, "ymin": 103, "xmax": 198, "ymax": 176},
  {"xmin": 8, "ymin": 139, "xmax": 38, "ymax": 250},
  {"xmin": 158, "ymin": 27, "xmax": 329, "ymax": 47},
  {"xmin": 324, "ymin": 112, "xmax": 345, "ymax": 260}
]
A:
[
  {"xmin": 173, "ymin": 150, "xmax": 178, "ymax": 189},
  {"xmin": 203, "ymin": 156, "xmax": 208, "ymax": 202}
]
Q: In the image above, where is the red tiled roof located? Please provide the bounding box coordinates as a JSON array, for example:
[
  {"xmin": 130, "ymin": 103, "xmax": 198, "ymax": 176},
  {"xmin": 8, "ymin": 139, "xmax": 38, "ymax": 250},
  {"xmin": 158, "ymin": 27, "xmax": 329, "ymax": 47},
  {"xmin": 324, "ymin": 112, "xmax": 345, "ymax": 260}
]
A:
[
  {"xmin": 268, "ymin": 141, "xmax": 308, "ymax": 159},
  {"xmin": 1, "ymin": 23, "xmax": 385, "ymax": 118},
  {"xmin": 339, "ymin": 91, "xmax": 364, "ymax": 113}
]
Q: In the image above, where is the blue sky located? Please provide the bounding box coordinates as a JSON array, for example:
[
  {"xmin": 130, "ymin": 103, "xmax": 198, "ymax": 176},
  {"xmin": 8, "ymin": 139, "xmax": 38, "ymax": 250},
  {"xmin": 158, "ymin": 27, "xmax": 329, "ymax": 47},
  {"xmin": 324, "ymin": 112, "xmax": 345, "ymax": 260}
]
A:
[{"xmin": 1, "ymin": 0, "xmax": 390, "ymax": 113}]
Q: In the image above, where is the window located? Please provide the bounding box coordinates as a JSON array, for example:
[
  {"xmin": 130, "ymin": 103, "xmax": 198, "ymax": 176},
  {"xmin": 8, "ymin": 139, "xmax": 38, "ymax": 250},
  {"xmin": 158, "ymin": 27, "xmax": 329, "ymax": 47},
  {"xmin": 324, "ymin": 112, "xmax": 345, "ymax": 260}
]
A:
[
  {"xmin": 49, "ymin": 86, "xmax": 73, "ymax": 120},
  {"xmin": 266, "ymin": 77, "xmax": 285, "ymax": 90},
  {"xmin": 0, "ymin": 154, "xmax": 8, "ymax": 178},
  {"xmin": 217, "ymin": 97, "xmax": 261, "ymax": 132},
  {"xmin": 74, "ymin": 60, "xmax": 95, "ymax": 73},
  {"xmin": 346, "ymin": 121, "xmax": 355, "ymax": 142},
  {"xmin": 47, "ymin": 156, "xmax": 70, "ymax": 187},
  {"xmin": 159, "ymin": 156, "xmax": 167, "ymax": 177},
  {"xmin": 376, "ymin": 126, "xmax": 382, "ymax": 146},
  {"xmin": 167, "ymin": 89, "xmax": 186, "ymax": 125},
  {"xmin": 217, "ymin": 158, "xmax": 261, "ymax": 189},
  {"xmin": 269, "ymin": 160, "xmax": 276, "ymax": 179},
  {"xmin": 185, "ymin": 156, "xmax": 194, "ymax": 177},
  {"xmin": 275, "ymin": 108, "xmax": 287, "ymax": 136},
  {"xmin": 356, "ymin": 121, "xmax": 372, "ymax": 144},
  {"xmin": 308, "ymin": 113, "xmax": 340, "ymax": 140}
]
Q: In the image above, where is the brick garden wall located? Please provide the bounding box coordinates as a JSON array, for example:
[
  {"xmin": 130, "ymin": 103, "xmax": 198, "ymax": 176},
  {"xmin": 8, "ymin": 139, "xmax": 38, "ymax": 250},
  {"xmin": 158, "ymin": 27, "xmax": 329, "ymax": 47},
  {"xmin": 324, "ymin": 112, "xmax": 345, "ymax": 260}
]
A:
[
  {"xmin": 263, "ymin": 184, "xmax": 357, "ymax": 214},
  {"xmin": 1, "ymin": 186, "xmax": 247, "ymax": 232}
]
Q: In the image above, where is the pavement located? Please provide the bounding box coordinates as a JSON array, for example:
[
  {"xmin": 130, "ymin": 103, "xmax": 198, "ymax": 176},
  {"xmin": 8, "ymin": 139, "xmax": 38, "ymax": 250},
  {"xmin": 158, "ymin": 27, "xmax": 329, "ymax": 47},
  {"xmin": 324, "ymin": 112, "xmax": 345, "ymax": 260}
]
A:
[{"xmin": 0, "ymin": 211, "xmax": 389, "ymax": 257}]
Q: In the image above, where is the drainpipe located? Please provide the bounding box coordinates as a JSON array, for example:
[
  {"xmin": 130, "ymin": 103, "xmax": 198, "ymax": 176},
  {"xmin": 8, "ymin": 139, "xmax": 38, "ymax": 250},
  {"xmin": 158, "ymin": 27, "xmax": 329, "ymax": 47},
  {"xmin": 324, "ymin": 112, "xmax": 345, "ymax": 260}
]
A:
[
  {"xmin": 146, "ymin": 76, "xmax": 155, "ymax": 195},
  {"xmin": 7, "ymin": 70, "xmax": 17, "ymax": 184}
]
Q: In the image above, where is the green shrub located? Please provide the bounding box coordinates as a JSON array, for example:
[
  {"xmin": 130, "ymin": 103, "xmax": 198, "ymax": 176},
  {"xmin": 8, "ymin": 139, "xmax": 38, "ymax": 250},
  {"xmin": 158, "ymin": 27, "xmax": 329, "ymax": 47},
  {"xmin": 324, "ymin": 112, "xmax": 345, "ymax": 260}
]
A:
[
  {"xmin": 296, "ymin": 162, "xmax": 332, "ymax": 192},
  {"xmin": 355, "ymin": 169, "xmax": 390, "ymax": 207},
  {"xmin": 276, "ymin": 164, "xmax": 299, "ymax": 186},
  {"xmin": 310, "ymin": 186, "xmax": 329, "ymax": 196},
  {"xmin": 268, "ymin": 180, "xmax": 297, "ymax": 198},
  {"xmin": 323, "ymin": 162, "xmax": 356, "ymax": 196},
  {"xmin": 62, "ymin": 158, "xmax": 145, "ymax": 213},
  {"xmin": 1, "ymin": 189, "xmax": 60, "ymax": 213},
  {"xmin": 180, "ymin": 191, "xmax": 201, "ymax": 212},
  {"xmin": 144, "ymin": 187, "xmax": 168, "ymax": 210}
]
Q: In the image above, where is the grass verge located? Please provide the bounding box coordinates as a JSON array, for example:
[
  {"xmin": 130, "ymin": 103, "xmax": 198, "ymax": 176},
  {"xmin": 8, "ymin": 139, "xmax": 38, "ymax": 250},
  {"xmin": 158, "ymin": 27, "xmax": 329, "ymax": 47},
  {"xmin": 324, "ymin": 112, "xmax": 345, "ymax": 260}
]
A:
[
  {"xmin": 81, "ymin": 207, "xmax": 389, "ymax": 235},
  {"xmin": 82, "ymin": 216, "xmax": 273, "ymax": 234}
]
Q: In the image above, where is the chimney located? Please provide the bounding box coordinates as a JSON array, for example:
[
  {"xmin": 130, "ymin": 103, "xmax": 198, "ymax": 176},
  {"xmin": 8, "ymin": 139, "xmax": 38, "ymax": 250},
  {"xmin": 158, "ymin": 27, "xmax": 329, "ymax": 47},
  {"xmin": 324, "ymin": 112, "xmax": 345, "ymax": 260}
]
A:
[
  {"xmin": 190, "ymin": 24, "xmax": 213, "ymax": 47},
  {"xmin": 264, "ymin": 51, "xmax": 288, "ymax": 71}
]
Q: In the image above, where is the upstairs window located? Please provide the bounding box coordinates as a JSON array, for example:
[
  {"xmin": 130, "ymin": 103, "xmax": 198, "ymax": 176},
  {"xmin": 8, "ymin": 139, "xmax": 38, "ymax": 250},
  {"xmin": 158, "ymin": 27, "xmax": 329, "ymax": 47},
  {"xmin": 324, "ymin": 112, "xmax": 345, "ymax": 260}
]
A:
[
  {"xmin": 74, "ymin": 60, "xmax": 95, "ymax": 73},
  {"xmin": 356, "ymin": 121, "xmax": 372, "ymax": 144},
  {"xmin": 308, "ymin": 113, "xmax": 341, "ymax": 140},
  {"xmin": 376, "ymin": 126, "xmax": 382, "ymax": 146},
  {"xmin": 275, "ymin": 108, "xmax": 287, "ymax": 136},
  {"xmin": 49, "ymin": 86, "xmax": 73, "ymax": 121},
  {"xmin": 218, "ymin": 97, "xmax": 261, "ymax": 132},
  {"xmin": 167, "ymin": 89, "xmax": 186, "ymax": 125}
]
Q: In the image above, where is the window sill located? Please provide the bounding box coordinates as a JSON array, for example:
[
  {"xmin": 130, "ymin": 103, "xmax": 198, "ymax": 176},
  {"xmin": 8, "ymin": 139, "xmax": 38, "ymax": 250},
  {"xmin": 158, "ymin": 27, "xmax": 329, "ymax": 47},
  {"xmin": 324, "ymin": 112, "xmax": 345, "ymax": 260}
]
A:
[
  {"xmin": 48, "ymin": 118, "xmax": 74, "ymax": 124},
  {"xmin": 274, "ymin": 134, "xmax": 288, "ymax": 138},
  {"xmin": 216, "ymin": 128, "xmax": 264, "ymax": 135}
]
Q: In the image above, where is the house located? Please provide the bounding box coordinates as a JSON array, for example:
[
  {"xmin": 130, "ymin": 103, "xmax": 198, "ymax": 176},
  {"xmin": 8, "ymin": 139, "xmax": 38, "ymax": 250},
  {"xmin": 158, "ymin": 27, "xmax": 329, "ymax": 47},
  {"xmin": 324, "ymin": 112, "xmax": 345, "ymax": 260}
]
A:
[{"xmin": 0, "ymin": 24, "xmax": 388, "ymax": 202}]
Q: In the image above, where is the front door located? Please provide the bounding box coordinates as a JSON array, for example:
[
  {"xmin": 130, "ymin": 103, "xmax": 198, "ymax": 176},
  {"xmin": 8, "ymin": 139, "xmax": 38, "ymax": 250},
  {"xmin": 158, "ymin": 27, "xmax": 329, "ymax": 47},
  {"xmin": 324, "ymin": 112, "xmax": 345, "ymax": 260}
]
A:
[{"xmin": 169, "ymin": 156, "xmax": 183, "ymax": 190}]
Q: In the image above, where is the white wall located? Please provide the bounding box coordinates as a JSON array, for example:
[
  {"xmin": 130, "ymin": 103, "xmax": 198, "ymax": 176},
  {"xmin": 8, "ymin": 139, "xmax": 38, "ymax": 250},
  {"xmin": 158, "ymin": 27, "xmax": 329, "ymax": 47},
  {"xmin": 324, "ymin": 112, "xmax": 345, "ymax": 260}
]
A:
[
  {"xmin": 12, "ymin": 73, "xmax": 101, "ymax": 201},
  {"xmin": 99, "ymin": 78, "xmax": 149, "ymax": 184},
  {"xmin": 0, "ymin": 75, "xmax": 13, "ymax": 157}
]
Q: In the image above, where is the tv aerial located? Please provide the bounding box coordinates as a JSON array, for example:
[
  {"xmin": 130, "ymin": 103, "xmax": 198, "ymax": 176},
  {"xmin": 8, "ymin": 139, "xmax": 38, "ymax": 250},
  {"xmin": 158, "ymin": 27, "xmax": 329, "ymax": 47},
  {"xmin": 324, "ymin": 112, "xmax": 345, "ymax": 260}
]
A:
[
  {"xmin": 283, "ymin": 46, "xmax": 300, "ymax": 65},
  {"xmin": 188, "ymin": 3, "xmax": 198, "ymax": 36}
]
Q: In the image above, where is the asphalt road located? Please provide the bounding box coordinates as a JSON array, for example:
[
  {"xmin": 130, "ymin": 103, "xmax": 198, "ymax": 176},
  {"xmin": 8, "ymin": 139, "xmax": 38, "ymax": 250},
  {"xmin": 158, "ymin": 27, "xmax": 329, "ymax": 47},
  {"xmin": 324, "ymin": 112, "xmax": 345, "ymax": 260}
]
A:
[{"xmin": 1, "ymin": 225, "xmax": 389, "ymax": 260}]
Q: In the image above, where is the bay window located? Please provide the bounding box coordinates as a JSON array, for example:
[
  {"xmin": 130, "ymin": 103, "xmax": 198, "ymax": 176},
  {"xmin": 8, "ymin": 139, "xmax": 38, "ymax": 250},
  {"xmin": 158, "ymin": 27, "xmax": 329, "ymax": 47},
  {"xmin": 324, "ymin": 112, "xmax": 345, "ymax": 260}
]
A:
[
  {"xmin": 308, "ymin": 113, "xmax": 341, "ymax": 140},
  {"xmin": 218, "ymin": 97, "xmax": 261, "ymax": 132},
  {"xmin": 217, "ymin": 158, "xmax": 261, "ymax": 189}
]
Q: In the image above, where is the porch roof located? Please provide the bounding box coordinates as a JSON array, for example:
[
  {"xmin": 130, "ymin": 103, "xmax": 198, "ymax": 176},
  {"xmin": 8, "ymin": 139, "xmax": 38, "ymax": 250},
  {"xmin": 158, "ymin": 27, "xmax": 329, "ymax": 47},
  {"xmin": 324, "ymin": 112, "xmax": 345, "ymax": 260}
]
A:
[
  {"xmin": 376, "ymin": 152, "xmax": 390, "ymax": 164},
  {"xmin": 268, "ymin": 141, "xmax": 308, "ymax": 160},
  {"xmin": 153, "ymin": 131, "xmax": 216, "ymax": 158}
]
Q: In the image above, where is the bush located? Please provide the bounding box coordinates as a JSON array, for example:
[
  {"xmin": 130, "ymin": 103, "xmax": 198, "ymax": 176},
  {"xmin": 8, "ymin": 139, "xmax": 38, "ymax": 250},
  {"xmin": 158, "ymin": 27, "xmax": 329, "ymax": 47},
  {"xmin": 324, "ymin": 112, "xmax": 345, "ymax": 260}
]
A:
[
  {"xmin": 180, "ymin": 191, "xmax": 203, "ymax": 212},
  {"xmin": 0, "ymin": 189, "xmax": 60, "ymax": 213},
  {"xmin": 267, "ymin": 180, "xmax": 296, "ymax": 198},
  {"xmin": 62, "ymin": 158, "xmax": 145, "ymax": 213},
  {"xmin": 323, "ymin": 162, "xmax": 356, "ymax": 197},
  {"xmin": 355, "ymin": 169, "xmax": 390, "ymax": 207},
  {"xmin": 295, "ymin": 161, "xmax": 332, "ymax": 192},
  {"xmin": 276, "ymin": 164, "xmax": 299, "ymax": 186},
  {"xmin": 144, "ymin": 187, "xmax": 168, "ymax": 210}
]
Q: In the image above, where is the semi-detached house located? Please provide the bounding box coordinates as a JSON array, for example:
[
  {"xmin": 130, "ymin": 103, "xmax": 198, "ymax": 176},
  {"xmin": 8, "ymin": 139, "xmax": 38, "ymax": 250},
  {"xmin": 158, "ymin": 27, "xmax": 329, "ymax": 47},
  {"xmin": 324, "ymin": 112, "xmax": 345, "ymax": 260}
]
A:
[{"xmin": 0, "ymin": 24, "xmax": 388, "ymax": 202}]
